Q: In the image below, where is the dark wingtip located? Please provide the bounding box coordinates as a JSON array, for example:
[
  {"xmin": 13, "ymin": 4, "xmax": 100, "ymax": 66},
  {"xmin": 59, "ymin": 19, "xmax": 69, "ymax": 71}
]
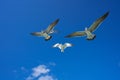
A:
[
  {"xmin": 106, "ymin": 11, "xmax": 109, "ymax": 15},
  {"xmin": 64, "ymin": 35, "xmax": 70, "ymax": 38},
  {"xmin": 56, "ymin": 18, "xmax": 60, "ymax": 23},
  {"xmin": 64, "ymin": 36, "xmax": 67, "ymax": 38},
  {"xmin": 103, "ymin": 11, "xmax": 110, "ymax": 18},
  {"xmin": 30, "ymin": 32, "xmax": 35, "ymax": 35}
]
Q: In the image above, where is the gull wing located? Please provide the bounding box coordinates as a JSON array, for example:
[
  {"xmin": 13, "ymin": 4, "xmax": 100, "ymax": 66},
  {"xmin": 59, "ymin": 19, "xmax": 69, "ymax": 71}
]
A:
[
  {"xmin": 30, "ymin": 32, "xmax": 43, "ymax": 36},
  {"xmin": 65, "ymin": 31, "xmax": 86, "ymax": 38},
  {"xmin": 64, "ymin": 43, "xmax": 73, "ymax": 47},
  {"xmin": 64, "ymin": 43, "xmax": 73, "ymax": 49},
  {"xmin": 88, "ymin": 11, "xmax": 109, "ymax": 32},
  {"xmin": 45, "ymin": 18, "xmax": 59, "ymax": 34},
  {"xmin": 53, "ymin": 43, "xmax": 60, "ymax": 47}
]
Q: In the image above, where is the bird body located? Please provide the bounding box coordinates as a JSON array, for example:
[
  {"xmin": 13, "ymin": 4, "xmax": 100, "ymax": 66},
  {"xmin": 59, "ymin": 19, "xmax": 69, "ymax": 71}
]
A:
[{"xmin": 85, "ymin": 27, "xmax": 96, "ymax": 40}]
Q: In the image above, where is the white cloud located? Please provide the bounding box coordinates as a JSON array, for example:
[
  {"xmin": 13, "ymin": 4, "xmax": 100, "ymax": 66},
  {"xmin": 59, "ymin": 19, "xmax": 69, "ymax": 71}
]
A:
[
  {"xmin": 26, "ymin": 64, "xmax": 57, "ymax": 80},
  {"xmin": 38, "ymin": 75, "xmax": 54, "ymax": 80},
  {"xmin": 26, "ymin": 76, "xmax": 34, "ymax": 80},
  {"xmin": 32, "ymin": 65, "xmax": 50, "ymax": 77}
]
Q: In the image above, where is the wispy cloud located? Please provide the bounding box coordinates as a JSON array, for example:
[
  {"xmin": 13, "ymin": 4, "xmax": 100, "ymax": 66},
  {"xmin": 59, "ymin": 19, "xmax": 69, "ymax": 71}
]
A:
[
  {"xmin": 38, "ymin": 75, "xmax": 55, "ymax": 80},
  {"xmin": 49, "ymin": 62, "xmax": 56, "ymax": 66},
  {"xmin": 26, "ymin": 64, "xmax": 57, "ymax": 80},
  {"xmin": 32, "ymin": 65, "xmax": 50, "ymax": 77}
]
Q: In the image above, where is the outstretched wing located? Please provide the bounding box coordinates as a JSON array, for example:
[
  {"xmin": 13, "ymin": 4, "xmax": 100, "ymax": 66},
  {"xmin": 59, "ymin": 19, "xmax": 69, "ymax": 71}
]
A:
[
  {"xmin": 88, "ymin": 11, "xmax": 109, "ymax": 32},
  {"xmin": 30, "ymin": 32, "xmax": 43, "ymax": 36},
  {"xmin": 64, "ymin": 43, "xmax": 73, "ymax": 47},
  {"xmin": 53, "ymin": 43, "xmax": 60, "ymax": 48},
  {"xmin": 65, "ymin": 31, "xmax": 86, "ymax": 38},
  {"xmin": 45, "ymin": 19, "xmax": 59, "ymax": 34}
]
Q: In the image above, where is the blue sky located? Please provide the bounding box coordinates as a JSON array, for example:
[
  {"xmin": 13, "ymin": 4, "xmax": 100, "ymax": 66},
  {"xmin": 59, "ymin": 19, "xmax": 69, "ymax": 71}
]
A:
[{"xmin": 0, "ymin": 0, "xmax": 120, "ymax": 80}]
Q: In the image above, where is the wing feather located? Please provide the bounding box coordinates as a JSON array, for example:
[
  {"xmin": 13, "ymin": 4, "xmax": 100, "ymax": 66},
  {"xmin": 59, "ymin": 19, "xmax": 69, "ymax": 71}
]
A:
[
  {"xmin": 64, "ymin": 43, "xmax": 73, "ymax": 47},
  {"xmin": 45, "ymin": 19, "xmax": 59, "ymax": 33},
  {"xmin": 53, "ymin": 43, "xmax": 60, "ymax": 47},
  {"xmin": 65, "ymin": 31, "xmax": 86, "ymax": 38},
  {"xmin": 88, "ymin": 11, "xmax": 109, "ymax": 32},
  {"xmin": 30, "ymin": 32, "xmax": 43, "ymax": 36}
]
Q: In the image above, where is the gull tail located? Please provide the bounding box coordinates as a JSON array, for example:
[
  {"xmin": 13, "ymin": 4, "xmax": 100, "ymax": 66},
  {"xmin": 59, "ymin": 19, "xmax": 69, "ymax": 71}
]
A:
[{"xmin": 45, "ymin": 36, "xmax": 52, "ymax": 41}]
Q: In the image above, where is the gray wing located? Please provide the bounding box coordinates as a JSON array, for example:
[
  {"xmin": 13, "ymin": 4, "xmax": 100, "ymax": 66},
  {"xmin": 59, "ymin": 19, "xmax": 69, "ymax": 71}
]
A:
[
  {"xmin": 30, "ymin": 32, "xmax": 43, "ymax": 36},
  {"xmin": 65, "ymin": 31, "xmax": 86, "ymax": 38},
  {"xmin": 88, "ymin": 11, "xmax": 109, "ymax": 32},
  {"xmin": 45, "ymin": 18, "xmax": 59, "ymax": 34}
]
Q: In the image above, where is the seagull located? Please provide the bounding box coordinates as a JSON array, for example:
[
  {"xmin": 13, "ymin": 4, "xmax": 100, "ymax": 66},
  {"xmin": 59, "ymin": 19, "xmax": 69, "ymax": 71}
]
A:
[
  {"xmin": 53, "ymin": 43, "xmax": 73, "ymax": 52},
  {"xmin": 65, "ymin": 11, "xmax": 109, "ymax": 40},
  {"xmin": 30, "ymin": 18, "xmax": 59, "ymax": 41}
]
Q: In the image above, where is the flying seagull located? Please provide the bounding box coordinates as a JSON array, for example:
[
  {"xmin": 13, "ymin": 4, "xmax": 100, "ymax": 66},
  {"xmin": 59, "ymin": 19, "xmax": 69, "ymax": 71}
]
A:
[
  {"xmin": 53, "ymin": 43, "xmax": 73, "ymax": 52},
  {"xmin": 65, "ymin": 11, "xmax": 109, "ymax": 40},
  {"xmin": 30, "ymin": 18, "xmax": 59, "ymax": 41}
]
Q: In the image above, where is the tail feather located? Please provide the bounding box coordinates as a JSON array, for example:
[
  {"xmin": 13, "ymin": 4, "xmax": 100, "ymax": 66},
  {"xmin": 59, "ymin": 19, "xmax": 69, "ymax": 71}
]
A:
[{"xmin": 45, "ymin": 36, "xmax": 52, "ymax": 41}]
